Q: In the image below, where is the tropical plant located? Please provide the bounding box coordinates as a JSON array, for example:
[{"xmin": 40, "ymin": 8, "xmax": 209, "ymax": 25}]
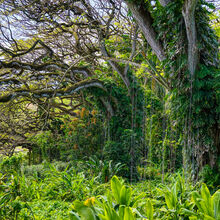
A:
[
  {"xmin": 85, "ymin": 156, "xmax": 125, "ymax": 183},
  {"xmin": 181, "ymin": 184, "xmax": 220, "ymax": 220},
  {"xmin": 70, "ymin": 176, "xmax": 146, "ymax": 220},
  {"xmin": 0, "ymin": 154, "xmax": 24, "ymax": 174}
]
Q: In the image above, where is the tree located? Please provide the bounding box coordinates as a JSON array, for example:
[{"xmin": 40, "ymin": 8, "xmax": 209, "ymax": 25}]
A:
[
  {"xmin": 0, "ymin": 0, "xmax": 147, "ymax": 179},
  {"xmin": 125, "ymin": 0, "xmax": 219, "ymax": 174},
  {"xmin": 0, "ymin": 101, "xmax": 40, "ymax": 156},
  {"xmin": 0, "ymin": 0, "xmax": 219, "ymax": 177}
]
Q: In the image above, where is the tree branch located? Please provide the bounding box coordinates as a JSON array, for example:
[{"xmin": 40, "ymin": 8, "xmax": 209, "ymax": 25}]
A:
[
  {"xmin": 124, "ymin": 25, "xmax": 138, "ymax": 76},
  {"xmin": 0, "ymin": 40, "xmax": 53, "ymax": 58},
  {"xmin": 99, "ymin": 39, "xmax": 130, "ymax": 89},
  {"xmin": 0, "ymin": 60, "xmax": 91, "ymax": 79},
  {"xmin": 126, "ymin": 1, "xmax": 166, "ymax": 61},
  {"xmin": 99, "ymin": 56, "xmax": 169, "ymax": 89},
  {"xmin": 0, "ymin": 79, "xmax": 106, "ymax": 102}
]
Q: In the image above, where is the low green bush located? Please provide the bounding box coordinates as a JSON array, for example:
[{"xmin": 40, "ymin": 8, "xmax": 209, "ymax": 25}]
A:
[
  {"xmin": 0, "ymin": 154, "xmax": 24, "ymax": 174},
  {"xmin": 71, "ymin": 175, "xmax": 220, "ymax": 220},
  {"xmin": 1, "ymin": 162, "xmax": 219, "ymax": 220},
  {"xmin": 199, "ymin": 165, "xmax": 220, "ymax": 191}
]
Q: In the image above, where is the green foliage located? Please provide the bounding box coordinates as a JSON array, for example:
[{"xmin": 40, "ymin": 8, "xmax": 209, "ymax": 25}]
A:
[
  {"xmin": 77, "ymin": 77, "xmax": 145, "ymax": 179},
  {"xmin": 30, "ymin": 108, "xmax": 104, "ymax": 163},
  {"xmin": 19, "ymin": 200, "xmax": 70, "ymax": 220},
  {"xmin": 0, "ymin": 162, "xmax": 109, "ymax": 219},
  {"xmin": 85, "ymin": 156, "xmax": 125, "ymax": 183},
  {"xmin": 0, "ymin": 154, "xmax": 23, "ymax": 174},
  {"xmin": 1, "ymin": 160, "xmax": 220, "ymax": 220},
  {"xmin": 71, "ymin": 175, "xmax": 144, "ymax": 220},
  {"xmin": 21, "ymin": 161, "xmax": 71, "ymax": 180},
  {"xmin": 111, "ymin": 176, "xmax": 132, "ymax": 206},
  {"xmin": 71, "ymin": 174, "xmax": 220, "ymax": 220},
  {"xmin": 0, "ymin": 2, "xmax": 219, "ymax": 219},
  {"xmin": 181, "ymin": 184, "xmax": 220, "ymax": 219},
  {"xmin": 146, "ymin": 199, "xmax": 154, "ymax": 220},
  {"xmin": 170, "ymin": 65, "xmax": 220, "ymax": 173},
  {"xmin": 147, "ymin": 0, "xmax": 220, "ymax": 175},
  {"xmin": 137, "ymin": 164, "xmax": 161, "ymax": 180},
  {"xmin": 199, "ymin": 165, "xmax": 220, "ymax": 190},
  {"xmin": 28, "ymin": 75, "xmax": 166, "ymax": 180}
]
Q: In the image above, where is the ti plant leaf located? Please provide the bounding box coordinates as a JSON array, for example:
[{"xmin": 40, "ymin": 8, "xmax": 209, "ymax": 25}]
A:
[
  {"xmin": 111, "ymin": 176, "xmax": 122, "ymax": 204},
  {"xmin": 146, "ymin": 199, "xmax": 154, "ymax": 220},
  {"xmin": 73, "ymin": 200, "xmax": 96, "ymax": 220}
]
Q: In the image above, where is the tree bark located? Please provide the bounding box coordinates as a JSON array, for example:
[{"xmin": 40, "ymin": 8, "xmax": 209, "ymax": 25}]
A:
[
  {"xmin": 126, "ymin": 1, "xmax": 166, "ymax": 62},
  {"xmin": 182, "ymin": 0, "xmax": 198, "ymax": 76}
]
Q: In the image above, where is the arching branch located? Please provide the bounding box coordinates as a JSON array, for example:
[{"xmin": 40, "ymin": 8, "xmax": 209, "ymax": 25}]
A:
[
  {"xmin": 0, "ymin": 40, "xmax": 53, "ymax": 58},
  {"xmin": 0, "ymin": 60, "xmax": 91, "ymax": 78},
  {"xmin": 100, "ymin": 56, "xmax": 170, "ymax": 89},
  {"xmin": 0, "ymin": 79, "xmax": 106, "ymax": 103}
]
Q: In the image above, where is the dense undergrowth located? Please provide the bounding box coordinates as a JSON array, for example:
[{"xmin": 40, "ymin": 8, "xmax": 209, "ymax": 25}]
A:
[{"xmin": 0, "ymin": 155, "xmax": 219, "ymax": 220}]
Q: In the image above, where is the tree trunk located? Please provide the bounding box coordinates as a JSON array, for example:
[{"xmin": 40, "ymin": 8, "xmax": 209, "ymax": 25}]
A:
[
  {"xmin": 126, "ymin": 1, "xmax": 166, "ymax": 62},
  {"xmin": 182, "ymin": 0, "xmax": 198, "ymax": 76}
]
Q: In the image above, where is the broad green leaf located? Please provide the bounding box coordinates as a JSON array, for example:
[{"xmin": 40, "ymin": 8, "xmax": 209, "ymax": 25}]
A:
[
  {"xmin": 164, "ymin": 191, "xmax": 174, "ymax": 209},
  {"xmin": 73, "ymin": 201, "xmax": 96, "ymax": 220},
  {"xmin": 171, "ymin": 183, "xmax": 178, "ymax": 208},
  {"xmin": 98, "ymin": 214, "xmax": 108, "ymax": 220},
  {"xmin": 69, "ymin": 211, "xmax": 81, "ymax": 220},
  {"xmin": 124, "ymin": 207, "xmax": 135, "ymax": 220},
  {"xmin": 111, "ymin": 176, "xmax": 122, "ymax": 204},
  {"xmin": 201, "ymin": 184, "xmax": 211, "ymax": 204},
  {"xmin": 203, "ymin": 214, "xmax": 215, "ymax": 220},
  {"xmin": 120, "ymin": 185, "xmax": 132, "ymax": 206},
  {"xmin": 101, "ymin": 203, "xmax": 121, "ymax": 220},
  {"xmin": 130, "ymin": 192, "xmax": 145, "ymax": 208},
  {"xmin": 119, "ymin": 205, "xmax": 125, "ymax": 219},
  {"xmin": 160, "ymin": 207, "xmax": 168, "ymax": 212},
  {"xmin": 192, "ymin": 191, "xmax": 203, "ymax": 211},
  {"xmin": 201, "ymin": 184, "xmax": 212, "ymax": 216},
  {"xmin": 180, "ymin": 208, "xmax": 197, "ymax": 217},
  {"xmin": 146, "ymin": 199, "xmax": 154, "ymax": 220},
  {"xmin": 189, "ymin": 217, "xmax": 198, "ymax": 220},
  {"xmin": 212, "ymin": 190, "xmax": 220, "ymax": 219}
]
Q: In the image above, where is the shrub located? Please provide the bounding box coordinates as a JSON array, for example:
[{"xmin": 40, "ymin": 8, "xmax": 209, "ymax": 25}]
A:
[
  {"xmin": 199, "ymin": 165, "xmax": 220, "ymax": 190},
  {"xmin": 0, "ymin": 154, "xmax": 23, "ymax": 174}
]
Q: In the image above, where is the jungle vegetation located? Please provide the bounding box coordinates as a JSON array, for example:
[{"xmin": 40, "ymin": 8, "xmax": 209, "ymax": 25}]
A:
[{"xmin": 0, "ymin": 0, "xmax": 219, "ymax": 219}]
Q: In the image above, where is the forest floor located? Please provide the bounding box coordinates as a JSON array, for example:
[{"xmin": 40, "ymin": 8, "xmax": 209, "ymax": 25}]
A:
[{"xmin": 0, "ymin": 159, "xmax": 219, "ymax": 219}]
